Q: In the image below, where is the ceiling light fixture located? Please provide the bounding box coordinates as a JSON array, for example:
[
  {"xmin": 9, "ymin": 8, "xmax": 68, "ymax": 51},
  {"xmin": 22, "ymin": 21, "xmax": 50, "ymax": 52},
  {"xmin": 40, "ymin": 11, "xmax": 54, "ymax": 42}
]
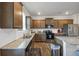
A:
[
  {"xmin": 65, "ymin": 11, "xmax": 69, "ymax": 15},
  {"xmin": 37, "ymin": 12, "xmax": 41, "ymax": 15}
]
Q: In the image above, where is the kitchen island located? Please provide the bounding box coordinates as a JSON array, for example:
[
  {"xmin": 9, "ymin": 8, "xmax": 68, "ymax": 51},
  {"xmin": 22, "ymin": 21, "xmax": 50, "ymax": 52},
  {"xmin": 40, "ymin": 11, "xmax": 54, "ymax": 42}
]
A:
[
  {"xmin": 0, "ymin": 33, "xmax": 35, "ymax": 56},
  {"xmin": 55, "ymin": 36, "xmax": 79, "ymax": 56}
]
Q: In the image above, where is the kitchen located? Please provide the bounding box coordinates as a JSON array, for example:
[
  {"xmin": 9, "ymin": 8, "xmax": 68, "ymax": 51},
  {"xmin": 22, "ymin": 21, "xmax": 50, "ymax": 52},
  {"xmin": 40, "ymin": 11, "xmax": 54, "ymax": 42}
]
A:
[{"xmin": 0, "ymin": 2, "xmax": 79, "ymax": 56}]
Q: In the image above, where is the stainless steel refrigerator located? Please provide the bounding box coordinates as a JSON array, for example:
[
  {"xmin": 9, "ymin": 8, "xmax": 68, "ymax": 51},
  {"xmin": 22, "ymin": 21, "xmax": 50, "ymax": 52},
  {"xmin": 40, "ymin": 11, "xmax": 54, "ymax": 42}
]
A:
[{"xmin": 63, "ymin": 24, "xmax": 79, "ymax": 36}]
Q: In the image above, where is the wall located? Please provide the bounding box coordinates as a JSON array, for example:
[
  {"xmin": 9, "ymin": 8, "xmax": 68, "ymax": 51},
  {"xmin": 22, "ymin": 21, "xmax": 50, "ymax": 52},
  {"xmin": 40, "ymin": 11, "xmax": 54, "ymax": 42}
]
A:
[
  {"xmin": 22, "ymin": 6, "xmax": 30, "ymax": 30},
  {"xmin": 26, "ymin": 17, "xmax": 30, "ymax": 29},
  {"xmin": 73, "ymin": 14, "xmax": 79, "ymax": 24}
]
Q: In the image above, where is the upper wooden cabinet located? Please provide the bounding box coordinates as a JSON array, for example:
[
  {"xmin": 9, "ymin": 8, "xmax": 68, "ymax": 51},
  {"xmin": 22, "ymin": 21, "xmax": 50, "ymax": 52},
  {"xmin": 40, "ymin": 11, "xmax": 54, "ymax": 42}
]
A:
[
  {"xmin": 32, "ymin": 20, "xmax": 45, "ymax": 28},
  {"xmin": 0, "ymin": 3, "xmax": 14, "ymax": 28},
  {"xmin": 33, "ymin": 20, "xmax": 40, "ymax": 28},
  {"xmin": 53, "ymin": 20, "xmax": 59, "ymax": 28},
  {"xmin": 40, "ymin": 20, "xmax": 45, "ymax": 28},
  {"xmin": 31, "ymin": 19, "xmax": 73, "ymax": 28},
  {"xmin": 14, "ymin": 2, "xmax": 23, "ymax": 28},
  {"xmin": 45, "ymin": 18, "xmax": 53, "ymax": 25},
  {"xmin": 55, "ymin": 19, "xmax": 73, "ymax": 28},
  {"xmin": 0, "ymin": 2, "xmax": 23, "ymax": 28}
]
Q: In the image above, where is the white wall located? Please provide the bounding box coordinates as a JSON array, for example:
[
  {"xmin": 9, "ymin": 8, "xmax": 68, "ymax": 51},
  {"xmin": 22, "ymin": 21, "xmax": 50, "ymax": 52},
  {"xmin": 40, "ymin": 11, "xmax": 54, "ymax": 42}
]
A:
[
  {"xmin": 27, "ymin": 17, "xmax": 31, "ymax": 29},
  {"xmin": 32, "ymin": 16, "xmax": 73, "ymax": 20},
  {"xmin": 73, "ymin": 14, "xmax": 79, "ymax": 24},
  {"xmin": 23, "ymin": 6, "xmax": 30, "ymax": 16},
  {"xmin": 22, "ymin": 6, "xmax": 30, "ymax": 30}
]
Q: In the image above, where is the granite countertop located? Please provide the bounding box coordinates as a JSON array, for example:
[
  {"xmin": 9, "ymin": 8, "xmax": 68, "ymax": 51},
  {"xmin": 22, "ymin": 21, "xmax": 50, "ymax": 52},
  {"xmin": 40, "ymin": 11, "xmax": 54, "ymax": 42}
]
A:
[
  {"xmin": 55, "ymin": 36, "xmax": 79, "ymax": 56},
  {"xmin": 1, "ymin": 33, "xmax": 35, "ymax": 49},
  {"xmin": 55, "ymin": 36, "xmax": 79, "ymax": 45}
]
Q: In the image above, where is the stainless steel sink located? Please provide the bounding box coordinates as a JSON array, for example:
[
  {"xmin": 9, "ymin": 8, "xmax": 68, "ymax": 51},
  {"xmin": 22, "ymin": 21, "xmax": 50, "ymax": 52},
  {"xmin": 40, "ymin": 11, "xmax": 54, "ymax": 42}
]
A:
[{"xmin": 23, "ymin": 34, "xmax": 32, "ymax": 39}]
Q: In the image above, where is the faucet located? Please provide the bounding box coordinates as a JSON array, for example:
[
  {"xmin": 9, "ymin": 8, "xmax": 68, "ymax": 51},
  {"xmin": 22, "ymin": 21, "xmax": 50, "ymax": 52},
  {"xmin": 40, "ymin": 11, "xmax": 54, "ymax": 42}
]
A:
[{"xmin": 23, "ymin": 34, "xmax": 26, "ymax": 39}]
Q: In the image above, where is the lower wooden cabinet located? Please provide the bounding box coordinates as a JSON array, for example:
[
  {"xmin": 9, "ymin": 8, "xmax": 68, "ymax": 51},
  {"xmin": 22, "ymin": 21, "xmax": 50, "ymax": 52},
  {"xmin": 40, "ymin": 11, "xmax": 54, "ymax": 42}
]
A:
[
  {"xmin": 0, "ymin": 49, "xmax": 1, "ymax": 56},
  {"xmin": 1, "ymin": 49, "xmax": 25, "ymax": 56}
]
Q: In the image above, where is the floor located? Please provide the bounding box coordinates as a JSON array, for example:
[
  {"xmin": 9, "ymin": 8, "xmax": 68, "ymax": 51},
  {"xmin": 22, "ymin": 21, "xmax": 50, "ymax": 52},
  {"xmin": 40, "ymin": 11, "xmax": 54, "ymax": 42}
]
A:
[
  {"xmin": 30, "ymin": 42, "xmax": 51, "ymax": 56},
  {"xmin": 27, "ymin": 33, "xmax": 56, "ymax": 56}
]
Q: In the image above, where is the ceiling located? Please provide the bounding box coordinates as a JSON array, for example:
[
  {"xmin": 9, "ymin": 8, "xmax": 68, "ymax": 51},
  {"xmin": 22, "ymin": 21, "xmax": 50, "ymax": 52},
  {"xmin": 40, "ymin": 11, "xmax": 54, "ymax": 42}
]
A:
[{"xmin": 22, "ymin": 2, "xmax": 79, "ymax": 16}]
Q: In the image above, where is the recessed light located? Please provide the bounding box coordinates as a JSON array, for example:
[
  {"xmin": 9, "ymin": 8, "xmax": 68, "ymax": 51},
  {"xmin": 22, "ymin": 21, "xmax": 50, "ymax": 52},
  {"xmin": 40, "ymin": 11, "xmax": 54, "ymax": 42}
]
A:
[
  {"xmin": 37, "ymin": 12, "xmax": 41, "ymax": 15},
  {"xmin": 65, "ymin": 11, "xmax": 69, "ymax": 15}
]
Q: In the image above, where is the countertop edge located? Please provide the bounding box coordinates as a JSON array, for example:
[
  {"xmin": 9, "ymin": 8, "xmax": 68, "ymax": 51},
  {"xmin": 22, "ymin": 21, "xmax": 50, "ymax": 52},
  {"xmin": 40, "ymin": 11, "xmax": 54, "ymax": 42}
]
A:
[{"xmin": 1, "ymin": 33, "xmax": 35, "ymax": 49}]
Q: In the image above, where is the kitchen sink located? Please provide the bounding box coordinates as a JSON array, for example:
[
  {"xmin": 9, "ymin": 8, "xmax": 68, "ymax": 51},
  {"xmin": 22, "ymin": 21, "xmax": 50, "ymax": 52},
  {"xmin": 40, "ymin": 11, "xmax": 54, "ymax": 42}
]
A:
[{"xmin": 23, "ymin": 34, "xmax": 32, "ymax": 39}]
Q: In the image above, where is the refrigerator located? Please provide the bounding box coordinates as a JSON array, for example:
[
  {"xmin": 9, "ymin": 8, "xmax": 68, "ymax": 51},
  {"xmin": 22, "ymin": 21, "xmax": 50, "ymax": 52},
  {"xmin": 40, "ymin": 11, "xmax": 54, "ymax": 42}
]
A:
[{"xmin": 63, "ymin": 24, "xmax": 79, "ymax": 36}]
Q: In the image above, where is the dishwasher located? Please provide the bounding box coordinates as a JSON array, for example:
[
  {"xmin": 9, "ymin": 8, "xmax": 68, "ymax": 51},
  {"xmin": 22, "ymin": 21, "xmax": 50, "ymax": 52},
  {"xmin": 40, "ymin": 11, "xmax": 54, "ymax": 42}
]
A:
[{"xmin": 50, "ymin": 44, "xmax": 61, "ymax": 56}]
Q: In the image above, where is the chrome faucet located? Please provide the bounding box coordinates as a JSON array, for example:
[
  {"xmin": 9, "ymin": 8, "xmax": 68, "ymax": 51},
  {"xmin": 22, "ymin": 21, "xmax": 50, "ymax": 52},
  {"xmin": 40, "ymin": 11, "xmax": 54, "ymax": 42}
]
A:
[{"xmin": 23, "ymin": 34, "xmax": 26, "ymax": 39}]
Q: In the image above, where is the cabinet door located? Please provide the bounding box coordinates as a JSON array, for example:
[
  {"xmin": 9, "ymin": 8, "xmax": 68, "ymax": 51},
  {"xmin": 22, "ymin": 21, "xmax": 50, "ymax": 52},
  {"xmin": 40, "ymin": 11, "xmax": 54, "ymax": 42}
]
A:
[
  {"xmin": 14, "ymin": 2, "xmax": 22, "ymax": 28},
  {"xmin": 45, "ymin": 19, "xmax": 53, "ymax": 25},
  {"xmin": 36, "ymin": 20, "xmax": 41, "ymax": 28},
  {"xmin": 0, "ymin": 49, "xmax": 1, "ymax": 56},
  {"xmin": 40, "ymin": 20, "xmax": 45, "ymax": 28},
  {"xmin": 58, "ymin": 20, "xmax": 64, "ymax": 28},
  {"xmin": 0, "ymin": 3, "xmax": 13, "ymax": 28},
  {"xmin": 53, "ymin": 20, "xmax": 58, "ymax": 28},
  {"xmin": 33, "ymin": 20, "xmax": 40, "ymax": 28},
  {"xmin": 1, "ymin": 3, "xmax": 8, "ymax": 28},
  {"xmin": 58, "ymin": 20, "xmax": 73, "ymax": 28},
  {"xmin": 67, "ymin": 20, "xmax": 73, "ymax": 24},
  {"xmin": 35, "ymin": 20, "xmax": 41, "ymax": 28}
]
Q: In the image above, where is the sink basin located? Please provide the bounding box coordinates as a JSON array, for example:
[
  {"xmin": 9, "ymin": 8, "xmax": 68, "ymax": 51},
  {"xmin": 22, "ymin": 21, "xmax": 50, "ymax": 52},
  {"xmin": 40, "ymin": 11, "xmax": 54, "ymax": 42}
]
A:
[
  {"xmin": 25, "ymin": 35, "xmax": 32, "ymax": 38},
  {"xmin": 23, "ymin": 34, "xmax": 32, "ymax": 39}
]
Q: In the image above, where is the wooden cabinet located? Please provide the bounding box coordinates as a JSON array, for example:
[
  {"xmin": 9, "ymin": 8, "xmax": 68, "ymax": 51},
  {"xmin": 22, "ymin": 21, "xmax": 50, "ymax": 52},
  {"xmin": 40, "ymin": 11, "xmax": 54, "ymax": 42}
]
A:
[
  {"xmin": 45, "ymin": 18, "xmax": 53, "ymax": 25},
  {"xmin": 57, "ymin": 19, "xmax": 73, "ymax": 28},
  {"xmin": 40, "ymin": 20, "xmax": 45, "ymax": 28},
  {"xmin": 0, "ymin": 49, "xmax": 1, "ymax": 56},
  {"xmin": 1, "ymin": 49, "xmax": 25, "ymax": 56},
  {"xmin": 53, "ymin": 20, "xmax": 59, "ymax": 28},
  {"xmin": 31, "ymin": 19, "xmax": 73, "ymax": 28},
  {"xmin": 33, "ymin": 20, "xmax": 40, "ymax": 28},
  {"xmin": 54, "ymin": 19, "xmax": 73, "ymax": 28},
  {"xmin": 14, "ymin": 2, "xmax": 22, "ymax": 28},
  {"xmin": 0, "ymin": 2, "xmax": 23, "ymax": 28},
  {"xmin": 32, "ymin": 20, "xmax": 45, "ymax": 28},
  {"xmin": 0, "ymin": 3, "xmax": 14, "ymax": 28}
]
